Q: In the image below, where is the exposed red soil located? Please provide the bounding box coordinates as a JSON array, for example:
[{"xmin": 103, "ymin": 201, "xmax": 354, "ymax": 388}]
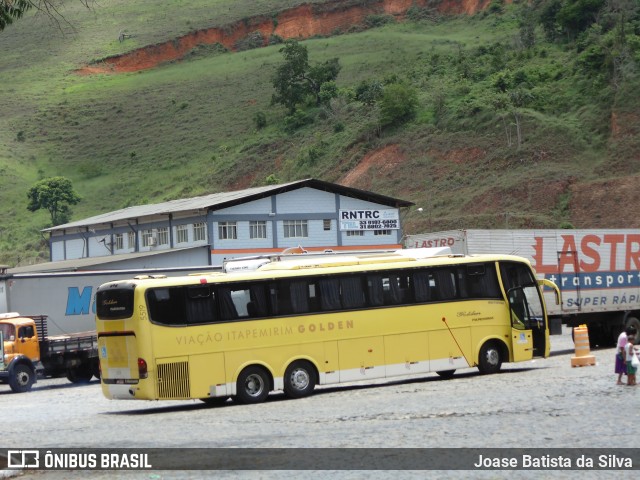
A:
[
  {"xmin": 611, "ymin": 111, "xmax": 640, "ymax": 139},
  {"xmin": 340, "ymin": 144, "xmax": 405, "ymax": 188},
  {"xmin": 570, "ymin": 176, "xmax": 640, "ymax": 228},
  {"xmin": 76, "ymin": 0, "xmax": 492, "ymax": 75},
  {"xmin": 429, "ymin": 146, "xmax": 486, "ymax": 164}
]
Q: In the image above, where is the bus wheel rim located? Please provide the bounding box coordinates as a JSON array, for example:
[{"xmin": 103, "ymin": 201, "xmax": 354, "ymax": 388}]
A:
[
  {"xmin": 290, "ymin": 368, "xmax": 309, "ymax": 390},
  {"xmin": 486, "ymin": 349, "xmax": 499, "ymax": 366},
  {"xmin": 245, "ymin": 374, "xmax": 264, "ymax": 397}
]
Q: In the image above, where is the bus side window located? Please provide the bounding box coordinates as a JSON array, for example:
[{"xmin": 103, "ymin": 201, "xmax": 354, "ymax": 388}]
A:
[
  {"xmin": 319, "ymin": 278, "xmax": 341, "ymax": 311},
  {"xmin": 186, "ymin": 285, "xmax": 216, "ymax": 324},
  {"xmin": 341, "ymin": 276, "xmax": 365, "ymax": 309},
  {"xmin": 147, "ymin": 288, "xmax": 187, "ymax": 326},
  {"xmin": 434, "ymin": 269, "xmax": 457, "ymax": 300},
  {"xmin": 269, "ymin": 283, "xmax": 291, "ymax": 315},
  {"xmin": 412, "ymin": 271, "xmax": 432, "ymax": 303},
  {"xmin": 366, "ymin": 275, "xmax": 385, "ymax": 307},
  {"xmin": 218, "ymin": 288, "xmax": 239, "ymax": 321},
  {"xmin": 382, "ymin": 275, "xmax": 401, "ymax": 305},
  {"xmin": 249, "ymin": 284, "xmax": 268, "ymax": 317},
  {"xmin": 290, "ymin": 281, "xmax": 310, "ymax": 314},
  {"xmin": 466, "ymin": 263, "xmax": 501, "ymax": 299}
]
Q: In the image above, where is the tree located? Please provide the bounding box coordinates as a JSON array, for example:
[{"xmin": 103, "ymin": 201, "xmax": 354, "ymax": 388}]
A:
[
  {"xmin": 27, "ymin": 176, "xmax": 81, "ymax": 225},
  {"xmin": 379, "ymin": 83, "xmax": 418, "ymax": 127},
  {"xmin": 355, "ymin": 80, "xmax": 384, "ymax": 106},
  {"xmin": 0, "ymin": 0, "xmax": 30, "ymax": 30},
  {"xmin": 271, "ymin": 40, "xmax": 341, "ymax": 114},
  {"xmin": 0, "ymin": 0, "xmax": 91, "ymax": 32}
]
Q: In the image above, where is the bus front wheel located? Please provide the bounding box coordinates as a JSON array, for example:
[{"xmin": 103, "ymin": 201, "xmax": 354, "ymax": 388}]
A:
[
  {"xmin": 478, "ymin": 342, "xmax": 502, "ymax": 375},
  {"xmin": 284, "ymin": 360, "xmax": 317, "ymax": 398},
  {"xmin": 236, "ymin": 366, "xmax": 270, "ymax": 404}
]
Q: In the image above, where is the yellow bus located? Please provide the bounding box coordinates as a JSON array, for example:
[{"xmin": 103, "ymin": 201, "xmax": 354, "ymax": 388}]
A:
[{"xmin": 95, "ymin": 248, "xmax": 560, "ymax": 404}]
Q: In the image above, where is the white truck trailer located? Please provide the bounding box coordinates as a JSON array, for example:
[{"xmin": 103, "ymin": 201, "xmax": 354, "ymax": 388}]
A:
[
  {"xmin": 0, "ymin": 266, "xmax": 221, "ymax": 336},
  {"xmin": 406, "ymin": 229, "xmax": 640, "ymax": 346}
]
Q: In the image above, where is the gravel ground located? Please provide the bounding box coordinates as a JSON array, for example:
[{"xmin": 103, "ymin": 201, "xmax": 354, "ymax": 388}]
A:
[{"xmin": 1, "ymin": 327, "xmax": 637, "ymax": 480}]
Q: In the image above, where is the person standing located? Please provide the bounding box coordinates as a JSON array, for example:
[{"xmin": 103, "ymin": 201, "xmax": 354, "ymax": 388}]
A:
[
  {"xmin": 616, "ymin": 326, "xmax": 637, "ymax": 385},
  {"xmin": 624, "ymin": 331, "xmax": 637, "ymax": 386}
]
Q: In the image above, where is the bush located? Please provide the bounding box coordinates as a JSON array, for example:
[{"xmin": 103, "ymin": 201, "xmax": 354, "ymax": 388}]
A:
[
  {"xmin": 269, "ymin": 34, "xmax": 284, "ymax": 45},
  {"xmin": 355, "ymin": 80, "xmax": 383, "ymax": 106},
  {"xmin": 254, "ymin": 111, "xmax": 267, "ymax": 130},
  {"xmin": 364, "ymin": 14, "xmax": 394, "ymax": 28},
  {"xmin": 379, "ymin": 83, "xmax": 418, "ymax": 127},
  {"xmin": 283, "ymin": 110, "xmax": 314, "ymax": 133},
  {"xmin": 235, "ymin": 31, "xmax": 264, "ymax": 51}
]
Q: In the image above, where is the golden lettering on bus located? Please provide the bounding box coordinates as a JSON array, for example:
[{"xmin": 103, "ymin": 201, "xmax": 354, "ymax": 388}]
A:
[
  {"xmin": 226, "ymin": 326, "xmax": 294, "ymax": 341},
  {"xmin": 298, "ymin": 320, "xmax": 354, "ymax": 334},
  {"xmin": 175, "ymin": 332, "xmax": 215, "ymax": 346}
]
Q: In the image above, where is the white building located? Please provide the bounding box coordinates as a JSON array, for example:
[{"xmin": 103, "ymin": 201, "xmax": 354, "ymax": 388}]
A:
[{"xmin": 42, "ymin": 179, "xmax": 414, "ymax": 268}]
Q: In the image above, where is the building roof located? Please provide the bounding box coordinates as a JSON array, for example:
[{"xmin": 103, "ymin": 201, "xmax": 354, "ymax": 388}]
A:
[
  {"xmin": 44, "ymin": 179, "xmax": 414, "ymax": 233},
  {"xmin": 6, "ymin": 247, "xmax": 206, "ymax": 274}
]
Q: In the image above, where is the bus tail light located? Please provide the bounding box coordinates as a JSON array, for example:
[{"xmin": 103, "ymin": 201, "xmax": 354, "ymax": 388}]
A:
[{"xmin": 138, "ymin": 358, "xmax": 148, "ymax": 379}]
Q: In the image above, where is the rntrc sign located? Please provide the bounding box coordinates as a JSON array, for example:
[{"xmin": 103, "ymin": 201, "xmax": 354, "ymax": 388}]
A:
[{"xmin": 339, "ymin": 209, "xmax": 399, "ymax": 231}]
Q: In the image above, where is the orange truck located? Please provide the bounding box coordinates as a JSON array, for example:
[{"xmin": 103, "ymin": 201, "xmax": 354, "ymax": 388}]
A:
[{"xmin": 0, "ymin": 312, "xmax": 98, "ymax": 393}]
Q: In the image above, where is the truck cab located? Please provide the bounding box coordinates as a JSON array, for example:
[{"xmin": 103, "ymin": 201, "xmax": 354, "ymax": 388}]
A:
[{"xmin": 0, "ymin": 312, "xmax": 41, "ymax": 392}]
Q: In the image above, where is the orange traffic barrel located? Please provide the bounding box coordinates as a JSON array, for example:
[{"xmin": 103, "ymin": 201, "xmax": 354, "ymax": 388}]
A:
[{"xmin": 571, "ymin": 325, "xmax": 596, "ymax": 367}]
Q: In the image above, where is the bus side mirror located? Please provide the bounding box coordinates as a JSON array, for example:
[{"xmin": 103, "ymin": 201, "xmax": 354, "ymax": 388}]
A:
[{"xmin": 538, "ymin": 279, "xmax": 561, "ymax": 306}]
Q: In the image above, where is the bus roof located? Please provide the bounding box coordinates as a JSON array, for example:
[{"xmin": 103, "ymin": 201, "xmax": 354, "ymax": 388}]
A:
[{"xmin": 96, "ymin": 250, "xmax": 533, "ymax": 290}]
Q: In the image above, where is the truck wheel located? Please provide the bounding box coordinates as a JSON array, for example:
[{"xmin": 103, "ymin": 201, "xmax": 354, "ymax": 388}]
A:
[
  {"xmin": 92, "ymin": 359, "xmax": 101, "ymax": 380},
  {"xmin": 66, "ymin": 364, "xmax": 94, "ymax": 384},
  {"xmin": 9, "ymin": 364, "xmax": 35, "ymax": 393},
  {"xmin": 626, "ymin": 317, "xmax": 640, "ymax": 337}
]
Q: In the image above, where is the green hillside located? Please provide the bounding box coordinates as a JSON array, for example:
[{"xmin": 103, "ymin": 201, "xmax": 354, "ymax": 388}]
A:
[{"xmin": 1, "ymin": 0, "xmax": 639, "ymax": 267}]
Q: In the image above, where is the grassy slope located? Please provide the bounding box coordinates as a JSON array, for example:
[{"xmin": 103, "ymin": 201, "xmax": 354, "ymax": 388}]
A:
[{"xmin": 0, "ymin": 0, "xmax": 636, "ymax": 266}]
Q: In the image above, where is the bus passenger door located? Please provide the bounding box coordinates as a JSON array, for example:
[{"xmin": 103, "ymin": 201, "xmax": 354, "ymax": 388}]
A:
[{"xmin": 508, "ymin": 286, "xmax": 547, "ymax": 361}]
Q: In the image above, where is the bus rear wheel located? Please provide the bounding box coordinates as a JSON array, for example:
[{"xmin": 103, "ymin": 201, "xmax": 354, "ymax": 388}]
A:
[
  {"xmin": 478, "ymin": 341, "xmax": 502, "ymax": 375},
  {"xmin": 284, "ymin": 360, "xmax": 317, "ymax": 398},
  {"xmin": 236, "ymin": 366, "xmax": 270, "ymax": 404}
]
